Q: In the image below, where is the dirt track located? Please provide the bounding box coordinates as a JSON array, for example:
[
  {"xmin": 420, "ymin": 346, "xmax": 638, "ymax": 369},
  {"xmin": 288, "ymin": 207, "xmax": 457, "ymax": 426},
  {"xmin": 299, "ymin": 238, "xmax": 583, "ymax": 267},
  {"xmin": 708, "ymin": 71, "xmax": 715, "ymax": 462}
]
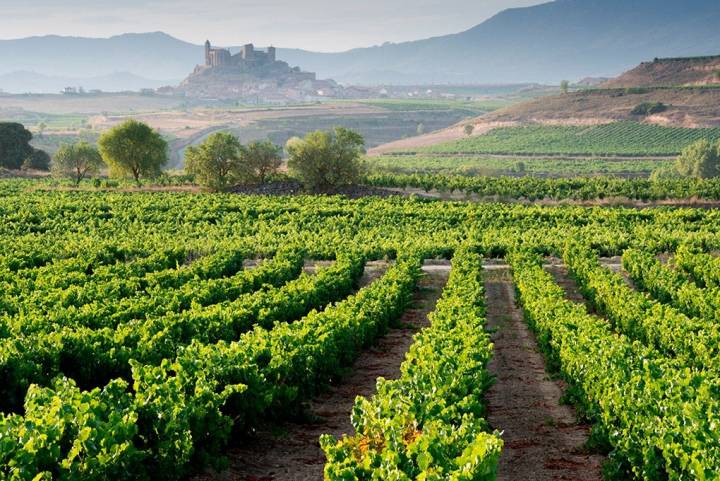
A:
[
  {"xmin": 194, "ymin": 261, "xmax": 450, "ymax": 481},
  {"xmin": 484, "ymin": 266, "xmax": 604, "ymax": 481}
]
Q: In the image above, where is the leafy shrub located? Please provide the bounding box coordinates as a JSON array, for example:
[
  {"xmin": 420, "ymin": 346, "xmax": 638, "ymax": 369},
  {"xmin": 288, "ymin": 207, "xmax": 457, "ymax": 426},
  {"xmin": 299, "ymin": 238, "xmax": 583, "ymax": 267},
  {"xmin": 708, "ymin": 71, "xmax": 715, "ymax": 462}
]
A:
[
  {"xmin": 625, "ymin": 87, "xmax": 651, "ymax": 95},
  {"xmin": 98, "ymin": 120, "xmax": 168, "ymax": 186},
  {"xmin": 0, "ymin": 122, "xmax": 33, "ymax": 170},
  {"xmin": 674, "ymin": 138, "xmax": 720, "ymax": 178},
  {"xmin": 631, "ymin": 102, "xmax": 668, "ymax": 116},
  {"xmin": 22, "ymin": 148, "xmax": 51, "ymax": 171},
  {"xmin": 286, "ymin": 127, "xmax": 365, "ymax": 192},
  {"xmin": 185, "ymin": 132, "xmax": 243, "ymax": 191},
  {"xmin": 52, "ymin": 142, "xmax": 104, "ymax": 185}
]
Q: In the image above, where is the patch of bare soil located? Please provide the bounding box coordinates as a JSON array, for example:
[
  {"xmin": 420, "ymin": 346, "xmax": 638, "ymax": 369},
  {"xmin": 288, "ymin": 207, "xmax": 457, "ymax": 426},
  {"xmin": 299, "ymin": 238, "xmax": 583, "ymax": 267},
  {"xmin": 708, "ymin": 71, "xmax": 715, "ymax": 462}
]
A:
[
  {"xmin": 193, "ymin": 261, "xmax": 450, "ymax": 481},
  {"xmin": 367, "ymin": 121, "xmax": 518, "ymax": 155},
  {"xmin": 301, "ymin": 260, "xmax": 334, "ymax": 275},
  {"xmin": 546, "ymin": 256, "xmax": 636, "ymax": 304},
  {"xmin": 484, "ymin": 265, "xmax": 604, "ymax": 481},
  {"xmin": 545, "ymin": 264, "xmax": 587, "ymax": 306}
]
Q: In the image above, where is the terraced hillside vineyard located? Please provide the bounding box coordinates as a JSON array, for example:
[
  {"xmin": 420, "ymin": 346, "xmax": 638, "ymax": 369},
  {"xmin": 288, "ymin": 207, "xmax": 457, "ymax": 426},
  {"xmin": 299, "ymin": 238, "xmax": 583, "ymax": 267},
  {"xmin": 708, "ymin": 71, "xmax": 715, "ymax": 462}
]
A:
[{"xmin": 1, "ymin": 178, "xmax": 720, "ymax": 480}]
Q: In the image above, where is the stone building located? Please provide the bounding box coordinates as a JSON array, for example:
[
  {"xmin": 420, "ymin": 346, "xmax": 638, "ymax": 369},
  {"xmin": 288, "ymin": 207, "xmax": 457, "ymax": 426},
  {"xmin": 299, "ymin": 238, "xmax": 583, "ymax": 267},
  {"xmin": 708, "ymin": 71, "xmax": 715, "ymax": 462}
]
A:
[{"xmin": 204, "ymin": 40, "xmax": 277, "ymax": 68}]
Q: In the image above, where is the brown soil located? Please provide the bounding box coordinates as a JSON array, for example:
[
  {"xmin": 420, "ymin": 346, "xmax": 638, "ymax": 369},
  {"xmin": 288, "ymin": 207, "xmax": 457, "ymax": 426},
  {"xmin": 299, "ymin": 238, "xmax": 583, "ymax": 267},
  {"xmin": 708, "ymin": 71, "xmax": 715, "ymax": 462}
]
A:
[
  {"xmin": 603, "ymin": 57, "xmax": 720, "ymax": 89},
  {"xmin": 367, "ymin": 121, "xmax": 516, "ymax": 155},
  {"xmin": 355, "ymin": 260, "xmax": 392, "ymax": 288},
  {"xmin": 545, "ymin": 265, "xmax": 587, "ymax": 305},
  {"xmin": 193, "ymin": 261, "xmax": 450, "ymax": 481},
  {"xmin": 301, "ymin": 260, "xmax": 334, "ymax": 275},
  {"xmin": 91, "ymin": 103, "xmax": 385, "ymax": 140},
  {"xmin": 484, "ymin": 265, "xmax": 604, "ymax": 481},
  {"xmin": 546, "ymin": 256, "xmax": 636, "ymax": 303}
]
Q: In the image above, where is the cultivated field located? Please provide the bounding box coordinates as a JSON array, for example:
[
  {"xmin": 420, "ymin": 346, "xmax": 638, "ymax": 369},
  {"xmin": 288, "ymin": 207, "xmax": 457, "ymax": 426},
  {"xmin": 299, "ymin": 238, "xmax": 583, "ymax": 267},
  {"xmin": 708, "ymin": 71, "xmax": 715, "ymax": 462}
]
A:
[
  {"xmin": 412, "ymin": 122, "xmax": 720, "ymax": 157},
  {"xmin": 367, "ymin": 154, "xmax": 673, "ymax": 177},
  {"xmin": 2, "ymin": 180, "xmax": 720, "ymax": 480},
  {"xmin": 0, "ymin": 93, "xmax": 499, "ymax": 166}
]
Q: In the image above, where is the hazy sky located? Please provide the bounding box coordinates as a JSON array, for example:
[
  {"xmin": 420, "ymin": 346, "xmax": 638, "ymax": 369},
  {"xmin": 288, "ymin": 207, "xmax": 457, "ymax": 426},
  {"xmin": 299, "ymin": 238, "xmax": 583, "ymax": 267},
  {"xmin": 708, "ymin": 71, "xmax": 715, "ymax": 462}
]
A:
[{"xmin": 3, "ymin": 0, "xmax": 547, "ymax": 51}]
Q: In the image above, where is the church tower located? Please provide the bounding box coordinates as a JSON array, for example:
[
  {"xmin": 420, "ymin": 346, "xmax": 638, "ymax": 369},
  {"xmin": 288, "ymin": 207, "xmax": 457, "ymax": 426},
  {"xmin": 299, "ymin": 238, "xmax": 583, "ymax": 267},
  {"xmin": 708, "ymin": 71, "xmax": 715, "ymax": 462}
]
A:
[{"xmin": 205, "ymin": 40, "xmax": 211, "ymax": 66}]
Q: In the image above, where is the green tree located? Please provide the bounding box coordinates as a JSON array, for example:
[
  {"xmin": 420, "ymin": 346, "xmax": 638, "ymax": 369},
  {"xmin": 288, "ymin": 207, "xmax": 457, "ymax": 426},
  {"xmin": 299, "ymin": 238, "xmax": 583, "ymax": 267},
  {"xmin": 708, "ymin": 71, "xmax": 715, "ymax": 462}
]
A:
[
  {"xmin": 184, "ymin": 132, "xmax": 243, "ymax": 191},
  {"xmin": 97, "ymin": 120, "xmax": 167, "ymax": 185},
  {"xmin": 23, "ymin": 149, "xmax": 51, "ymax": 171},
  {"xmin": 649, "ymin": 165, "xmax": 677, "ymax": 182},
  {"xmin": 242, "ymin": 140, "xmax": 282, "ymax": 183},
  {"xmin": 0, "ymin": 122, "xmax": 33, "ymax": 170},
  {"xmin": 464, "ymin": 124, "xmax": 475, "ymax": 136},
  {"xmin": 286, "ymin": 127, "xmax": 365, "ymax": 193},
  {"xmin": 37, "ymin": 122, "xmax": 47, "ymax": 138},
  {"xmin": 674, "ymin": 139, "xmax": 720, "ymax": 179},
  {"xmin": 560, "ymin": 80, "xmax": 570, "ymax": 94},
  {"xmin": 52, "ymin": 141, "xmax": 104, "ymax": 185}
]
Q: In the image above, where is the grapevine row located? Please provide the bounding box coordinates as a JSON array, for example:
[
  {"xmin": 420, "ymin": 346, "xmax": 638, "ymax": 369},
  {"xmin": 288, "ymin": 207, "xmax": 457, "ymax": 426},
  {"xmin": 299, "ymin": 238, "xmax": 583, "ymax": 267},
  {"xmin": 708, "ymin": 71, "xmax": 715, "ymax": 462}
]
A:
[
  {"xmin": 622, "ymin": 248, "xmax": 720, "ymax": 324},
  {"xmin": 0, "ymin": 253, "xmax": 420, "ymax": 480},
  {"xmin": 415, "ymin": 122, "xmax": 720, "ymax": 157},
  {"xmin": 365, "ymin": 172, "xmax": 720, "ymax": 201},
  {"xmin": 563, "ymin": 242, "xmax": 720, "ymax": 370},
  {"xmin": 3, "ymin": 246, "xmax": 258, "ymax": 334},
  {"xmin": 0, "ymin": 249, "xmax": 305, "ymax": 412},
  {"xmin": 510, "ymin": 251, "xmax": 720, "ymax": 479},
  {"xmin": 673, "ymin": 245, "xmax": 720, "ymax": 288},
  {"xmin": 322, "ymin": 248, "xmax": 502, "ymax": 480}
]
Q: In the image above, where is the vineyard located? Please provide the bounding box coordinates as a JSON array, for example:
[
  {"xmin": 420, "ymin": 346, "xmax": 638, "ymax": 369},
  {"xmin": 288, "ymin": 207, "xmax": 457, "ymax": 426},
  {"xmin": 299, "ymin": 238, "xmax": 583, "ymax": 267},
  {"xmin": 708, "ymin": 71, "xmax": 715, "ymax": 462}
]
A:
[
  {"xmin": 367, "ymin": 154, "xmax": 672, "ymax": 177},
  {"xmin": 2, "ymin": 178, "xmax": 720, "ymax": 480},
  {"xmin": 366, "ymin": 172, "xmax": 720, "ymax": 201},
  {"xmin": 409, "ymin": 122, "xmax": 720, "ymax": 157}
]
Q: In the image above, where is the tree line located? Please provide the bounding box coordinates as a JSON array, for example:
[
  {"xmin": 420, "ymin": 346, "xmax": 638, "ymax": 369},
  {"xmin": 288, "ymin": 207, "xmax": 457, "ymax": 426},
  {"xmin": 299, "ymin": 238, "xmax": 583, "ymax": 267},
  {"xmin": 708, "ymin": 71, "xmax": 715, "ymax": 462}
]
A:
[
  {"xmin": 6, "ymin": 117, "xmax": 719, "ymax": 189},
  {"xmin": 0, "ymin": 120, "xmax": 365, "ymax": 192}
]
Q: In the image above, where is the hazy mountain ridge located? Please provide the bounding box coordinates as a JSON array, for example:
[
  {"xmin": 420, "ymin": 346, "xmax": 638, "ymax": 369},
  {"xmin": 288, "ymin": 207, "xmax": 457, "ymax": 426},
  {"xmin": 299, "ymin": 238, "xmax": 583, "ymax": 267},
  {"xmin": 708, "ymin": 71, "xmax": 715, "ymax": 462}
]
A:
[
  {"xmin": 0, "ymin": 0, "xmax": 719, "ymax": 90},
  {"xmin": 0, "ymin": 70, "xmax": 176, "ymax": 94}
]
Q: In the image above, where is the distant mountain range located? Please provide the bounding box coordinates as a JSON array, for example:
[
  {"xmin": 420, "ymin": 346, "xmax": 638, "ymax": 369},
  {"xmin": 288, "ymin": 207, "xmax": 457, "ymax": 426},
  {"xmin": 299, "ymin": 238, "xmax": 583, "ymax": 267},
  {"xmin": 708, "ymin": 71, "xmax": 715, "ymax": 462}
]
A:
[{"xmin": 1, "ymin": 0, "xmax": 719, "ymax": 92}]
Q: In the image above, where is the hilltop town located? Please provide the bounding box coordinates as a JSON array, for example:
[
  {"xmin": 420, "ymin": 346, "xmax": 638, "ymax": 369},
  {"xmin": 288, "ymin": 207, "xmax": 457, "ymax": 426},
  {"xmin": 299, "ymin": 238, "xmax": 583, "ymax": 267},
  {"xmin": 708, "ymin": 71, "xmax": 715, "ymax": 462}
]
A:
[{"xmin": 174, "ymin": 40, "xmax": 341, "ymax": 101}]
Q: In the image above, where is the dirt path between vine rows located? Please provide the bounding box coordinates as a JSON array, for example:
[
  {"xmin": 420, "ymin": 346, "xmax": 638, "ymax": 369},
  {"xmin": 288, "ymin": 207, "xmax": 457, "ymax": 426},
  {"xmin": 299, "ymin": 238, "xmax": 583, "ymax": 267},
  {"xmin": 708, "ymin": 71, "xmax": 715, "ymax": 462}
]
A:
[
  {"xmin": 484, "ymin": 265, "xmax": 604, "ymax": 481},
  {"xmin": 195, "ymin": 260, "xmax": 451, "ymax": 481}
]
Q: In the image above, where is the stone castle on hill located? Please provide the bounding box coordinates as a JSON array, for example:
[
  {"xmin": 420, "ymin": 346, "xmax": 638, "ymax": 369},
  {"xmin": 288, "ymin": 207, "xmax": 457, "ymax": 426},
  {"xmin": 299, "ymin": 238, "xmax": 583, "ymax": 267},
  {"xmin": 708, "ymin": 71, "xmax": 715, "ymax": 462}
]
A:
[
  {"xmin": 205, "ymin": 41, "xmax": 275, "ymax": 70},
  {"xmin": 175, "ymin": 40, "xmax": 332, "ymax": 100}
]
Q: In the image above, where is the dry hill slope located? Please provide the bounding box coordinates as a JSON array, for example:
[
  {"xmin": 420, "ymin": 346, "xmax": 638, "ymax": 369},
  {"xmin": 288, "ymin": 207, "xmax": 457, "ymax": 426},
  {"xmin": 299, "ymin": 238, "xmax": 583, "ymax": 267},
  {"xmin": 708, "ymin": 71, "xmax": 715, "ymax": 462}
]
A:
[{"xmin": 604, "ymin": 56, "xmax": 720, "ymax": 88}]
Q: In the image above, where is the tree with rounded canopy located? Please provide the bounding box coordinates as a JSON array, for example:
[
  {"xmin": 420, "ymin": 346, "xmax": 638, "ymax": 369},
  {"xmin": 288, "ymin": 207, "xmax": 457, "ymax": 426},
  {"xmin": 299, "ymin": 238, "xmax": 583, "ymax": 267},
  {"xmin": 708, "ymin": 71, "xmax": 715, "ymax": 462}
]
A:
[
  {"xmin": 674, "ymin": 139, "xmax": 720, "ymax": 179},
  {"xmin": 0, "ymin": 122, "xmax": 33, "ymax": 170},
  {"xmin": 23, "ymin": 149, "xmax": 51, "ymax": 171},
  {"xmin": 185, "ymin": 132, "xmax": 243, "ymax": 191},
  {"xmin": 242, "ymin": 140, "xmax": 282, "ymax": 183},
  {"xmin": 286, "ymin": 127, "xmax": 365, "ymax": 193},
  {"xmin": 97, "ymin": 120, "xmax": 167, "ymax": 185},
  {"xmin": 52, "ymin": 141, "xmax": 104, "ymax": 185},
  {"xmin": 464, "ymin": 124, "xmax": 475, "ymax": 136}
]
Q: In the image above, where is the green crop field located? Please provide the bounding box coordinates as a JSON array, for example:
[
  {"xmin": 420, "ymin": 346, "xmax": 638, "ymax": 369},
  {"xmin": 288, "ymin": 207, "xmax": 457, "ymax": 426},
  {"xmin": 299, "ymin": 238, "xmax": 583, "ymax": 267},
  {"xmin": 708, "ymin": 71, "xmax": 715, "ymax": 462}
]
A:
[
  {"xmin": 367, "ymin": 154, "xmax": 673, "ymax": 177},
  {"xmin": 1, "ymin": 178, "xmax": 720, "ymax": 480},
  {"xmin": 414, "ymin": 121, "xmax": 720, "ymax": 156}
]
